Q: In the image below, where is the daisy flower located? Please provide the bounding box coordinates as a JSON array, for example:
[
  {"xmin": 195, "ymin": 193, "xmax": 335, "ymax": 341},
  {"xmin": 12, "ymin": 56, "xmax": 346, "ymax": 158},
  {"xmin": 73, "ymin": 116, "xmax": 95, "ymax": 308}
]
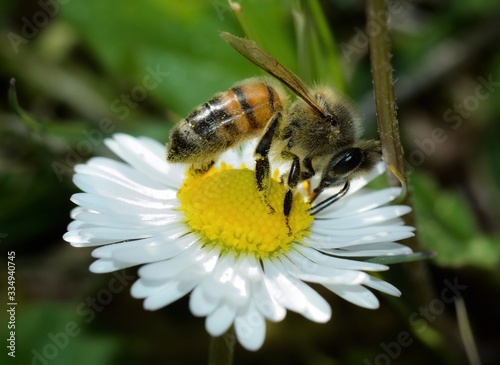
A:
[{"xmin": 64, "ymin": 133, "xmax": 414, "ymax": 351}]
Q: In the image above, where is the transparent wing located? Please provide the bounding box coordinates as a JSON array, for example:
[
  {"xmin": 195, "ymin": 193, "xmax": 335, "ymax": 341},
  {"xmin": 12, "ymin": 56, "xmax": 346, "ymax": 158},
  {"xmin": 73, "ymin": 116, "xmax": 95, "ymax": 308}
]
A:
[{"xmin": 220, "ymin": 32, "xmax": 326, "ymax": 117}]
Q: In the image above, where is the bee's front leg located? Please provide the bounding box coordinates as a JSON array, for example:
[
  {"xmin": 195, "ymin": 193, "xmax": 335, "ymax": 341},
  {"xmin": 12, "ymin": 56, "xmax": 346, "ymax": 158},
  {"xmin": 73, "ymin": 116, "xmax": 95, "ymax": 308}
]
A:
[
  {"xmin": 301, "ymin": 157, "xmax": 315, "ymax": 180},
  {"xmin": 281, "ymin": 152, "xmax": 301, "ymax": 236},
  {"xmin": 254, "ymin": 112, "xmax": 282, "ymax": 214}
]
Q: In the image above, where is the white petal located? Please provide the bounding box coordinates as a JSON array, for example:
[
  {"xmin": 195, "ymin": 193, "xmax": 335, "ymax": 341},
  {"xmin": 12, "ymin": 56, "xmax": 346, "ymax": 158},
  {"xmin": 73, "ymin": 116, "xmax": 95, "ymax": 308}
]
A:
[
  {"xmin": 89, "ymin": 258, "xmax": 134, "ymax": 273},
  {"xmin": 306, "ymin": 230, "xmax": 415, "ymax": 249},
  {"xmin": 286, "ymin": 271, "xmax": 367, "ymax": 286},
  {"xmin": 281, "ymin": 253, "xmax": 368, "ymax": 285},
  {"xmin": 226, "ymin": 261, "xmax": 252, "ymax": 307},
  {"xmin": 205, "ymin": 302, "xmax": 237, "ymax": 337},
  {"xmin": 63, "ymin": 230, "xmax": 121, "ymax": 246},
  {"xmin": 325, "ymin": 242, "xmax": 413, "ymax": 257},
  {"xmin": 305, "ymin": 224, "xmax": 414, "ymax": 249},
  {"xmin": 262, "ymin": 260, "xmax": 308, "ymax": 313},
  {"xmin": 131, "ymin": 277, "xmax": 170, "ymax": 299},
  {"xmin": 234, "ymin": 302, "xmax": 266, "ymax": 351},
  {"xmin": 364, "ymin": 276, "xmax": 402, "ymax": 297},
  {"xmin": 66, "ymin": 220, "xmax": 91, "ymax": 232},
  {"xmin": 143, "ymin": 278, "xmax": 199, "ymax": 311},
  {"xmin": 71, "ymin": 192, "xmax": 178, "ymax": 214},
  {"xmin": 289, "ymin": 279, "xmax": 331, "ymax": 322},
  {"xmin": 137, "ymin": 244, "xmax": 212, "ymax": 280},
  {"xmin": 91, "ymin": 226, "xmax": 188, "ymax": 259},
  {"xmin": 323, "ymin": 284, "xmax": 380, "ymax": 309},
  {"xmin": 83, "ymin": 157, "xmax": 168, "ymax": 190},
  {"xmin": 70, "ymin": 206, "xmax": 86, "ymax": 219},
  {"xmin": 237, "ymin": 253, "xmax": 263, "ymax": 282},
  {"xmin": 131, "ymin": 249, "xmax": 215, "ymax": 302},
  {"xmin": 138, "ymin": 135, "xmax": 170, "ymax": 161},
  {"xmin": 216, "ymin": 146, "xmax": 246, "ymax": 167},
  {"xmin": 218, "ymin": 140, "xmax": 258, "ymax": 168},
  {"xmin": 65, "ymin": 223, "xmax": 184, "ymax": 246},
  {"xmin": 73, "ymin": 170, "xmax": 177, "ymax": 202},
  {"xmin": 189, "ymin": 284, "xmax": 221, "ymax": 317},
  {"xmin": 382, "ymin": 218, "xmax": 406, "ymax": 227},
  {"xmin": 309, "ymin": 222, "xmax": 413, "ymax": 238},
  {"xmin": 106, "ymin": 134, "xmax": 184, "ymax": 188},
  {"xmin": 199, "ymin": 254, "xmax": 237, "ymax": 301},
  {"xmin": 313, "ymin": 206, "xmax": 412, "ymax": 229},
  {"xmin": 293, "ymin": 246, "xmax": 388, "ymax": 271},
  {"xmin": 251, "ymin": 278, "xmax": 286, "ymax": 322},
  {"xmin": 348, "ymin": 161, "xmax": 386, "ymax": 193},
  {"xmin": 192, "ymin": 254, "xmax": 251, "ymax": 309},
  {"xmin": 315, "ymin": 187, "xmax": 401, "ymax": 218},
  {"xmin": 110, "ymin": 233, "xmax": 199, "ymax": 264},
  {"xmin": 73, "ymin": 210, "xmax": 178, "ymax": 229}
]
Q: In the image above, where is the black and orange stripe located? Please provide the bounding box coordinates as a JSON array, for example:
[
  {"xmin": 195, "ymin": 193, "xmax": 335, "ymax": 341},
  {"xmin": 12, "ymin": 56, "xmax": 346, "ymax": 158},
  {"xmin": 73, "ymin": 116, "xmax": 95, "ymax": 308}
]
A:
[{"xmin": 184, "ymin": 79, "xmax": 283, "ymax": 144}]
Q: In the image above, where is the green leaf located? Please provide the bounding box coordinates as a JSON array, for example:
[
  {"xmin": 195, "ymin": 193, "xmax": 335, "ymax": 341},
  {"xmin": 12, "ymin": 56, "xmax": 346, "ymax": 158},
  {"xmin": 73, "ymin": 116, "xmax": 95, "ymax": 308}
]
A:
[
  {"xmin": 411, "ymin": 172, "xmax": 500, "ymax": 270},
  {"xmin": 3, "ymin": 303, "xmax": 119, "ymax": 365},
  {"xmin": 365, "ymin": 252, "xmax": 435, "ymax": 265},
  {"xmin": 59, "ymin": 0, "xmax": 251, "ymax": 116}
]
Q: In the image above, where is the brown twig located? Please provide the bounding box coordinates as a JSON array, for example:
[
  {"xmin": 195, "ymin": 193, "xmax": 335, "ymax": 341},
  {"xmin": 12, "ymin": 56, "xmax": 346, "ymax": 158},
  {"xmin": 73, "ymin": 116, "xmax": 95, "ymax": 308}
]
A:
[{"xmin": 365, "ymin": 0, "xmax": 465, "ymax": 361}]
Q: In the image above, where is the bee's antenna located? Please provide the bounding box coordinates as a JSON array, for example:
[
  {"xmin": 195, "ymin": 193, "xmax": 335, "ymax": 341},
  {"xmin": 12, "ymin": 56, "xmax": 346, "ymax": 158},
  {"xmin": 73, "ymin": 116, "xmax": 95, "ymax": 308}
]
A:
[{"xmin": 310, "ymin": 181, "xmax": 350, "ymax": 215}]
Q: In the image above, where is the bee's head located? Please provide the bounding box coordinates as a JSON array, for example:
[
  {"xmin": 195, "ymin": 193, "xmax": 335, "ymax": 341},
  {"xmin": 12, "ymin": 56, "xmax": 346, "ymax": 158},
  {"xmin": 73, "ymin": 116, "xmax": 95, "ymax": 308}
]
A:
[{"xmin": 318, "ymin": 140, "xmax": 382, "ymax": 189}]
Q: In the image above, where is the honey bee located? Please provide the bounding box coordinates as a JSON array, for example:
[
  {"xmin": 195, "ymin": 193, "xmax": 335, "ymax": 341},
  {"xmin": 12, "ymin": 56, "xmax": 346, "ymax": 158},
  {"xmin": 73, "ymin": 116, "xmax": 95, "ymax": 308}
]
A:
[{"xmin": 167, "ymin": 32, "xmax": 381, "ymax": 231}]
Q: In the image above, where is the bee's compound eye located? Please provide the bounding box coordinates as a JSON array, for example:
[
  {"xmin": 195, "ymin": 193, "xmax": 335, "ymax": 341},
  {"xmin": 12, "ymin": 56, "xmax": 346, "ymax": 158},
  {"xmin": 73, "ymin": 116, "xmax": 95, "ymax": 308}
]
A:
[{"xmin": 333, "ymin": 148, "xmax": 363, "ymax": 175}]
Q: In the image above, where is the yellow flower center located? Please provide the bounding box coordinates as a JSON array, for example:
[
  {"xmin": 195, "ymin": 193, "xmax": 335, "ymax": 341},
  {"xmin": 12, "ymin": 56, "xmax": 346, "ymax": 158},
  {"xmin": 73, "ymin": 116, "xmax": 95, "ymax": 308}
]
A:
[{"xmin": 178, "ymin": 164, "xmax": 313, "ymax": 259}]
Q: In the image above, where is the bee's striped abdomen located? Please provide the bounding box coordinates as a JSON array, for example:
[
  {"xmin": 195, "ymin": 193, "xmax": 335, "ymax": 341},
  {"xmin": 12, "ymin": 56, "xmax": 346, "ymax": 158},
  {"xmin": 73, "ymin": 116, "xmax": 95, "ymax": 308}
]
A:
[{"xmin": 167, "ymin": 77, "xmax": 286, "ymax": 170}]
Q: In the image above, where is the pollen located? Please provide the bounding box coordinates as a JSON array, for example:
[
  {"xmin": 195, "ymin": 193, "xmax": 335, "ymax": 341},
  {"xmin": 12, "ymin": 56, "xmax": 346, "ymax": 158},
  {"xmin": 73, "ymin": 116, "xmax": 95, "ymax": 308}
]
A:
[{"xmin": 178, "ymin": 165, "xmax": 313, "ymax": 258}]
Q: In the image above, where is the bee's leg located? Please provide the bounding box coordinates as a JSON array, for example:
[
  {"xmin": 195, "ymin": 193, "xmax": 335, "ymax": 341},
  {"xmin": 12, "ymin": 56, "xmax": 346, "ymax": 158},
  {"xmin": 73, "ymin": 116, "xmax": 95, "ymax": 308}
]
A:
[
  {"xmin": 300, "ymin": 157, "xmax": 315, "ymax": 180},
  {"xmin": 254, "ymin": 112, "xmax": 282, "ymax": 214},
  {"xmin": 282, "ymin": 154, "xmax": 301, "ymax": 236},
  {"xmin": 190, "ymin": 160, "xmax": 215, "ymax": 176},
  {"xmin": 295, "ymin": 157, "xmax": 314, "ymax": 195},
  {"xmin": 255, "ymin": 158, "xmax": 274, "ymax": 213}
]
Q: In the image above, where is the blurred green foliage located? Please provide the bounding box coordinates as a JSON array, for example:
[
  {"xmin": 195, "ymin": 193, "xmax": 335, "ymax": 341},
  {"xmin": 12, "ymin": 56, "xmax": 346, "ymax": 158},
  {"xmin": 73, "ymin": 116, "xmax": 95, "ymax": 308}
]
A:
[
  {"xmin": 1, "ymin": 0, "xmax": 500, "ymax": 364},
  {"xmin": 413, "ymin": 172, "xmax": 500, "ymax": 270},
  {"xmin": 6, "ymin": 303, "xmax": 119, "ymax": 365}
]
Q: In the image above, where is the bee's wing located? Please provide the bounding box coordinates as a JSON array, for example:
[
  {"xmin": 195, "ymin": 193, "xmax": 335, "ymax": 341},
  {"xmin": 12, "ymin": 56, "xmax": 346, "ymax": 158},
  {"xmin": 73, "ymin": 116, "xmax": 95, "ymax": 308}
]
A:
[{"xmin": 221, "ymin": 32, "xmax": 326, "ymax": 117}]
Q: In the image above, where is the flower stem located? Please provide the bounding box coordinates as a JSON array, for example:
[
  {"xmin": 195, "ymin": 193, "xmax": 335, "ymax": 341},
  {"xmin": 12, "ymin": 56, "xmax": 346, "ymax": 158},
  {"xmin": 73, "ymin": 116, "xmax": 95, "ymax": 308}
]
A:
[
  {"xmin": 365, "ymin": 0, "xmax": 420, "ymax": 250},
  {"xmin": 8, "ymin": 78, "xmax": 43, "ymax": 133},
  {"xmin": 208, "ymin": 328, "xmax": 235, "ymax": 365},
  {"xmin": 364, "ymin": 1, "xmax": 405, "ymax": 189},
  {"xmin": 365, "ymin": 0, "xmax": 464, "ymax": 360}
]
